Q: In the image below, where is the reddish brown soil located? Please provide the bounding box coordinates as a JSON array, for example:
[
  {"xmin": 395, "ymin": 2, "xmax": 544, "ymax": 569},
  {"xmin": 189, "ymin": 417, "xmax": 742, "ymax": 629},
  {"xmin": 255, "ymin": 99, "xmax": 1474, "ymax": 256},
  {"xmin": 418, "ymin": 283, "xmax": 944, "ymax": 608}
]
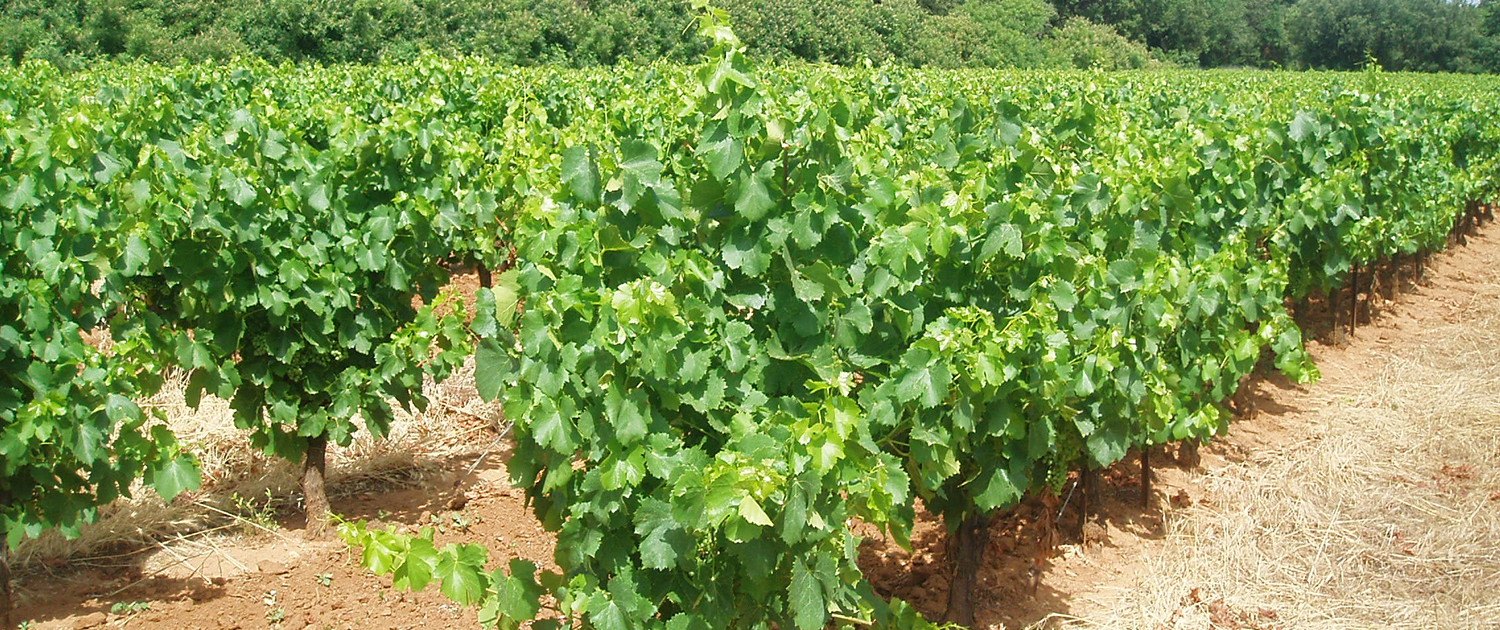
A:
[
  {"xmin": 15, "ymin": 450, "xmax": 551, "ymax": 630},
  {"xmin": 14, "ymin": 215, "xmax": 1496, "ymax": 630}
]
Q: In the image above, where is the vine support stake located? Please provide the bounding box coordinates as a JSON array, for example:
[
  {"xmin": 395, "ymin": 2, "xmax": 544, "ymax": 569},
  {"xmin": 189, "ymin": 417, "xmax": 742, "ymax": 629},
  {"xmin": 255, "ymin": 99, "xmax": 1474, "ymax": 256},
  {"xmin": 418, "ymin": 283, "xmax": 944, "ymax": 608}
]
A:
[
  {"xmin": 1329, "ymin": 284, "xmax": 1340, "ymax": 340},
  {"xmin": 1349, "ymin": 264, "xmax": 1360, "ymax": 336},
  {"xmin": 1140, "ymin": 447, "xmax": 1152, "ymax": 509},
  {"xmin": 1078, "ymin": 460, "xmax": 1091, "ymax": 539}
]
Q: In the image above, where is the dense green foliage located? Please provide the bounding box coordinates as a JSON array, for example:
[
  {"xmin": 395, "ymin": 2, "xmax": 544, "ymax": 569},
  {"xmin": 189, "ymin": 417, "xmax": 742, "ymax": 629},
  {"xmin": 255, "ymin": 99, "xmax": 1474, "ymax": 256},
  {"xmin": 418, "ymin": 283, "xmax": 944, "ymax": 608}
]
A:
[
  {"xmin": 118, "ymin": 65, "xmax": 481, "ymax": 464},
  {"xmin": 1051, "ymin": 0, "xmax": 1500, "ymax": 71},
  {"xmin": 4, "ymin": 60, "xmax": 524, "ymax": 535},
  {"xmin": 333, "ymin": 24, "xmax": 1495, "ymax": 630},
  {"xmin": 0, "ymin": 63, "xmax": 198, "ymax": 557},
  {"xmin": 361, "ymin": 47, "xmax": 1500, "ymax": 630},
  {"xmin": 1286, "ymin": 0, "xmax": 1489, "ymax": 72},
  {"xmin": 5, "ymin": 0, "xmax": 1500, "ymax": 71},
  {"xmin": 0, "ymin": 0, "xmax": 1147, "ymax": 69},
  {"xmin": 5, "ymin": 8, "xmax": 1500, "ymax": 630}
]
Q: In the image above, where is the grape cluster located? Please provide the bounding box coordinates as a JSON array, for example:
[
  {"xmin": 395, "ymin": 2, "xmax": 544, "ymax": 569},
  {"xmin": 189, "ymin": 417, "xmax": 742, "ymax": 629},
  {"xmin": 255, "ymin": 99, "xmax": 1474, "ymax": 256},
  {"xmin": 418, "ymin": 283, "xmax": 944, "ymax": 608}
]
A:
[{"xmin": 1044, "ymin": 425, "xmax": 1085, "ymax": 494}]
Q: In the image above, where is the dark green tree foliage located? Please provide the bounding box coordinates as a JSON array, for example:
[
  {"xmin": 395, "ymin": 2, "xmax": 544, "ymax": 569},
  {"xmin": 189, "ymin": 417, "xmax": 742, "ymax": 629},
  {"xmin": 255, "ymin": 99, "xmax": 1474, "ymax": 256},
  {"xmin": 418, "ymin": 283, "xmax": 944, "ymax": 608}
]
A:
[
  {"xmin": 1290, "ymin": 0, "xmax": 1482, "ymax": 71},
  {"xmin": 3, "ymin": 0, "xmax": 1498, "ymax": 71},
  {"xmin": 719, "ymin": 0, "xmax": 882, "ymax": 63},
  {"xmin": 0, "ymin": 0, "xmax": 1126, "ymax": 69},
  {"xmin": 0, "ymin": 0, "xmax": 101, "ymax": 66},
  {"xmin": 0, "ymin": 0, "xmax": 253, "ymax": 66},
  {"xmin": 1052, "ymin": 0, "xmax": 1495, "ymax": 70},
  {"xmin": 1045, "ymin": 17, "xmax": 1157, "ymax": 69},
  {"xmin": 952, "ymin": 0, "xmax": 1057, "ymax": 67},
  {"xmin": 1478, "ymin": 0, "xmax": 1500, "ymax": 72},
  {"xmin": 1238, "ymin": 0, "xmax": 1291, "ymax": 67},
  {"xmin": 245, "ymin": 0, "xmax": 424, "ymax": 64},
  {"xmin": 1051, "ymin": 0, "xmax": 1285, "ymax": 66}
]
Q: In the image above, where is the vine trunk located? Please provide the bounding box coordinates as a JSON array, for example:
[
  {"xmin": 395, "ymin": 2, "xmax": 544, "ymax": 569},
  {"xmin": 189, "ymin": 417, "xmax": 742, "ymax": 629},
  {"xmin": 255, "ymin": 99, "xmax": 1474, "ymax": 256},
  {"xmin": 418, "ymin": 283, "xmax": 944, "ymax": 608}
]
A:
[
  {"xmin": 944, "ymin": 512, "xmax": 992, "ymax": 627},
  {"xmin": 1, "ymin": 490, "xmax": 12, "ymax": 630},
  {"xmin": 303, "ymin": 435, "xmax": 331, "ymax": 538}
]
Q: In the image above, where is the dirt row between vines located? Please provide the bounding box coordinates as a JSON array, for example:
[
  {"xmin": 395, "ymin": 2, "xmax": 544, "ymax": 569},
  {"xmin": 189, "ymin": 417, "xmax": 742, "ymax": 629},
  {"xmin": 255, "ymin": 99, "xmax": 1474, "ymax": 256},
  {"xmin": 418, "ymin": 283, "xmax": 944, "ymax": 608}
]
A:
[
  {"xmin": 13, "ymin": 223, "xmax": 1500, "ymax": 630},
  {"xmin": 1052, "ymin": 220, "xmax": 1500, "ymax": 630}
]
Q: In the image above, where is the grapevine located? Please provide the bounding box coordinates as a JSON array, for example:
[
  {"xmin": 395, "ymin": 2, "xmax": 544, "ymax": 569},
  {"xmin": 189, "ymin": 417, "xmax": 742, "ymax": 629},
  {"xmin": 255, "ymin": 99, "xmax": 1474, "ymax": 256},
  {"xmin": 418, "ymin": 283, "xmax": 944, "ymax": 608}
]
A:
[{"xmin": 7, "ymin": 20, "xmax": 1499, "ymax": 630}]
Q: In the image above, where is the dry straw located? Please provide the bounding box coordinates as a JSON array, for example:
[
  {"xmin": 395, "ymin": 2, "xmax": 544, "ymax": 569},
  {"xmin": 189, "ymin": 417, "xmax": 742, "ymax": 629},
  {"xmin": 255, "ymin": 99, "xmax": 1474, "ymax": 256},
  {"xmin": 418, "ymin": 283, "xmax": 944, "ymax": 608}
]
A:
[{"xmin": 1060, "ymin": 233, "xmax": 1500, "ymax": 630}]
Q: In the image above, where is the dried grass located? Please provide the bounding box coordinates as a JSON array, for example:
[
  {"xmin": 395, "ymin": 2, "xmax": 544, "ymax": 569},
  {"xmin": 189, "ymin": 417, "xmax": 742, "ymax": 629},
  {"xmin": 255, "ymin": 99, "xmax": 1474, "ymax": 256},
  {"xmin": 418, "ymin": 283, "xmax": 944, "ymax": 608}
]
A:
[
  {"xmin": 1062, "ymin": 242, "xmax": 1500, "ymax": 630},
  {"xmin": 15, "ymin": 356, "xmax": 502, "ymax": 569}
]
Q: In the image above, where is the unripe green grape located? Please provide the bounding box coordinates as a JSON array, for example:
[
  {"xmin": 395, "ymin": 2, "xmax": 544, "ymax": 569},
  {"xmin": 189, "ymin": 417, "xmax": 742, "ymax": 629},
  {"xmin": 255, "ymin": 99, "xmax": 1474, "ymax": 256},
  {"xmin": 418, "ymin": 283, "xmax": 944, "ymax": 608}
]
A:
[
  {"xmin": 1046, "ymin": 424, "xmax": 1085, "ymax": 493},
  {"xmin": 1046, "ymin": 453, "xmax": 1069, "ymax": 493}
]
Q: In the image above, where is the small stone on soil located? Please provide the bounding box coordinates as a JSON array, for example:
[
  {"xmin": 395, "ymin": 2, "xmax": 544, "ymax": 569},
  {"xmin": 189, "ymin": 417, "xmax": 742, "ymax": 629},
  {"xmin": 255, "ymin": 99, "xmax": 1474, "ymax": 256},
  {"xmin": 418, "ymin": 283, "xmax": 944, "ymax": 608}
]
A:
[
  {"xmin": 258, "ymin": 560, "xmax": 291, "ymax": 575},
  {"xmin": 71, "ymin": 612, "xmax": 107, "ymax": 629}
]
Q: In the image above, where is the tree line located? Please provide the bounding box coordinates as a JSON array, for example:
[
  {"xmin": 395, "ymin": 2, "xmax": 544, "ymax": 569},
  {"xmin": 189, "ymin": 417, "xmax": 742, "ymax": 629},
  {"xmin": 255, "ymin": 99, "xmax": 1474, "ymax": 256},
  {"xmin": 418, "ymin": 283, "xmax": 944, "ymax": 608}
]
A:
[{"xmin": 1, "ymin": 0, "xmax": 1496, "ymax": 76}]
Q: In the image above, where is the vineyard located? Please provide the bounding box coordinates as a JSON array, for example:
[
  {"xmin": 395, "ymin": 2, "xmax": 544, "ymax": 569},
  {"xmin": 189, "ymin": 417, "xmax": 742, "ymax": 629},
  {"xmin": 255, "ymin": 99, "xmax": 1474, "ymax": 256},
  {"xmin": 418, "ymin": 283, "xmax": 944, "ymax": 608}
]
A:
[{"xmin": 3, "ymin": 8, "xmax": 1500, "ymax": 630}]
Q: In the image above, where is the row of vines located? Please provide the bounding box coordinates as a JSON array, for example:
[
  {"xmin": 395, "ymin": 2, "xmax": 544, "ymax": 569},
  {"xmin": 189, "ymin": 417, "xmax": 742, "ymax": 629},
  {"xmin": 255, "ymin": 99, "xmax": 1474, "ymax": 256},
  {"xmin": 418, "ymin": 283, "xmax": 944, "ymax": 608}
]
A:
[{"xmin": 3, "ymin": 7, "xmax": 1499, "ymax": 630}]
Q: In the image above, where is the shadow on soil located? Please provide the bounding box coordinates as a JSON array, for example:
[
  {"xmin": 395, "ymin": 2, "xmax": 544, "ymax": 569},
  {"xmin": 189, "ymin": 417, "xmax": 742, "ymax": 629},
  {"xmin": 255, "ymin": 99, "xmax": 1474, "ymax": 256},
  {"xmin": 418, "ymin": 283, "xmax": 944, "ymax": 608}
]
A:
[
  {"xmin": 11, "ymin": 441, "xmax": 513, "ymax": 629},
  {"xmin": 858, "ymin": 440, "xmax": 1204, "ymax": 629}
]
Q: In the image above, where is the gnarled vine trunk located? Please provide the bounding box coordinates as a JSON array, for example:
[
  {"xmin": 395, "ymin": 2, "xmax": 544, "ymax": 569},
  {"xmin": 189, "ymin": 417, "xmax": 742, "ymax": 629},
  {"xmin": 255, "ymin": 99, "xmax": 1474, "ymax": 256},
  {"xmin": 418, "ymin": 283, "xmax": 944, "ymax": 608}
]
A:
[
  {"xmin": 1, "ymin": 491, "xmax": 12, "ymax": 630},
  {"xmin": 944, "ymin": 512, "xmax": 992, "ymax": 627},
  {"xmin": 303, "ymin": 435, "xmax": 330, "ymax": 538},
  {"xmin": 476, "ymin": 262, "xmax": 492, "ymax": 290}
]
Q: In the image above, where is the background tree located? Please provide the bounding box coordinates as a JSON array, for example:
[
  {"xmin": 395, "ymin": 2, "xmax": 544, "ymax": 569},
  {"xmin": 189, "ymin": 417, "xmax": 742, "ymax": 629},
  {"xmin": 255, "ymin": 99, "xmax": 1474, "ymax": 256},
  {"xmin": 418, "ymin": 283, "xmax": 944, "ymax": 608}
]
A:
[
  {"xmin": 1289, "ymin": 0, "xmax": 1482, "ymax": 71},
  {"xmin": 1476, "ymin": 0, "xmax": 1500, "ymax": 72},
  {"xmin": 1046, "ymin": 17, "xmax": 1158, "ymax": 69}
]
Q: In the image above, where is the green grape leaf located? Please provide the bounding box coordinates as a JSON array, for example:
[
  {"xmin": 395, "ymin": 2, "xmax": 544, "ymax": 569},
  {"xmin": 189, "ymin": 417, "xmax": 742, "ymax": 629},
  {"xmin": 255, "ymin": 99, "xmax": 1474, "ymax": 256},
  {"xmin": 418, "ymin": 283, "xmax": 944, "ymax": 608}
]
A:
[
  {"xmin": 436, "ymin": 544, "xmax": 488, "ymax": 605},
  {"xmin": 590, "ymin": 600, "xmax": 630, "ymax": 630},
  {"xmin": 394, "ymin": 536, "xmax": 437, "ymax": 591},
  {"xmin": 562, "ymin": 146, "xmax": 601, "ymax": 206},
  {"xmin": 738, "ymin": 497, "xmax": 773, "ymax": 526},
  {"xmin": 147, "ymin": 456, "xmax": 201, "ymax": 502},
  {"xmin": 475, "ymin": 337, "xmax": 510, "ymax": 402},
  {"xmin": 790, "ymin": 559, "xmax": 825, "ymax": 630},
  {"xmin": 735, "ymin": 170, "xmax": 775, "ymax": 221},
  {"xmin": 700, "ymin": 133, "xmax": 744, "ymax": 181}
]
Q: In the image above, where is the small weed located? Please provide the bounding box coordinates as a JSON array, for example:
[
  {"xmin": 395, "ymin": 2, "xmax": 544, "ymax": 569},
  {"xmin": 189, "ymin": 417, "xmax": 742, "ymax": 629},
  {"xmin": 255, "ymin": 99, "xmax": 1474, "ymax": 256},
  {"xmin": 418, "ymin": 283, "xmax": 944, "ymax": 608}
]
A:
[
  {"xmin": 231, "ymin": 489, "xmax": 279, "ymax": 531},
  {"xmin": 425, "ymin": 510, "xmax": 476, "ymax": 534},
  {"xmin": 315, "ymin": 572, "xmax": 333, "ymax": 587},
  {"xmin": 263, "ymin": 589, "xmax": 285, "ymax": 626},
  {"xmin": 110, "ymin": 601, "xmax": 151, "ymax": 615}
]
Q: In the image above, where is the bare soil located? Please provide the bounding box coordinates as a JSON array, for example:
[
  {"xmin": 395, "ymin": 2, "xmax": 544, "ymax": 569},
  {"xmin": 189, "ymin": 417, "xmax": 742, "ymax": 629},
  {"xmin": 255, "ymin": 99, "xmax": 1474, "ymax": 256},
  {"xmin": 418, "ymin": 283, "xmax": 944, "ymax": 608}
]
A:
[
  {"xmin": 13, "ymin": 222, "xmax": 1499, "ymax": 630},
  {"xmin": 15, "ymin": 447, "xmax": 553, "ymax": 630}
]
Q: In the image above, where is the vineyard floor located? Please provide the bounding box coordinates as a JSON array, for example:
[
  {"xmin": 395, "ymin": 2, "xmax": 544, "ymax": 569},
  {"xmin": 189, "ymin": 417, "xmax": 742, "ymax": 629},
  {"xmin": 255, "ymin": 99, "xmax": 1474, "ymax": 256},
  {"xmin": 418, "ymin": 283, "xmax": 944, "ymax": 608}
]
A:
[
  {"xmin": 12, "ymin": 224, "xmax": 1500, "ymax": 630},
  {"xmin": 1034, "ymin": 220, "xmax": 1500, "ymax": 630}
]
